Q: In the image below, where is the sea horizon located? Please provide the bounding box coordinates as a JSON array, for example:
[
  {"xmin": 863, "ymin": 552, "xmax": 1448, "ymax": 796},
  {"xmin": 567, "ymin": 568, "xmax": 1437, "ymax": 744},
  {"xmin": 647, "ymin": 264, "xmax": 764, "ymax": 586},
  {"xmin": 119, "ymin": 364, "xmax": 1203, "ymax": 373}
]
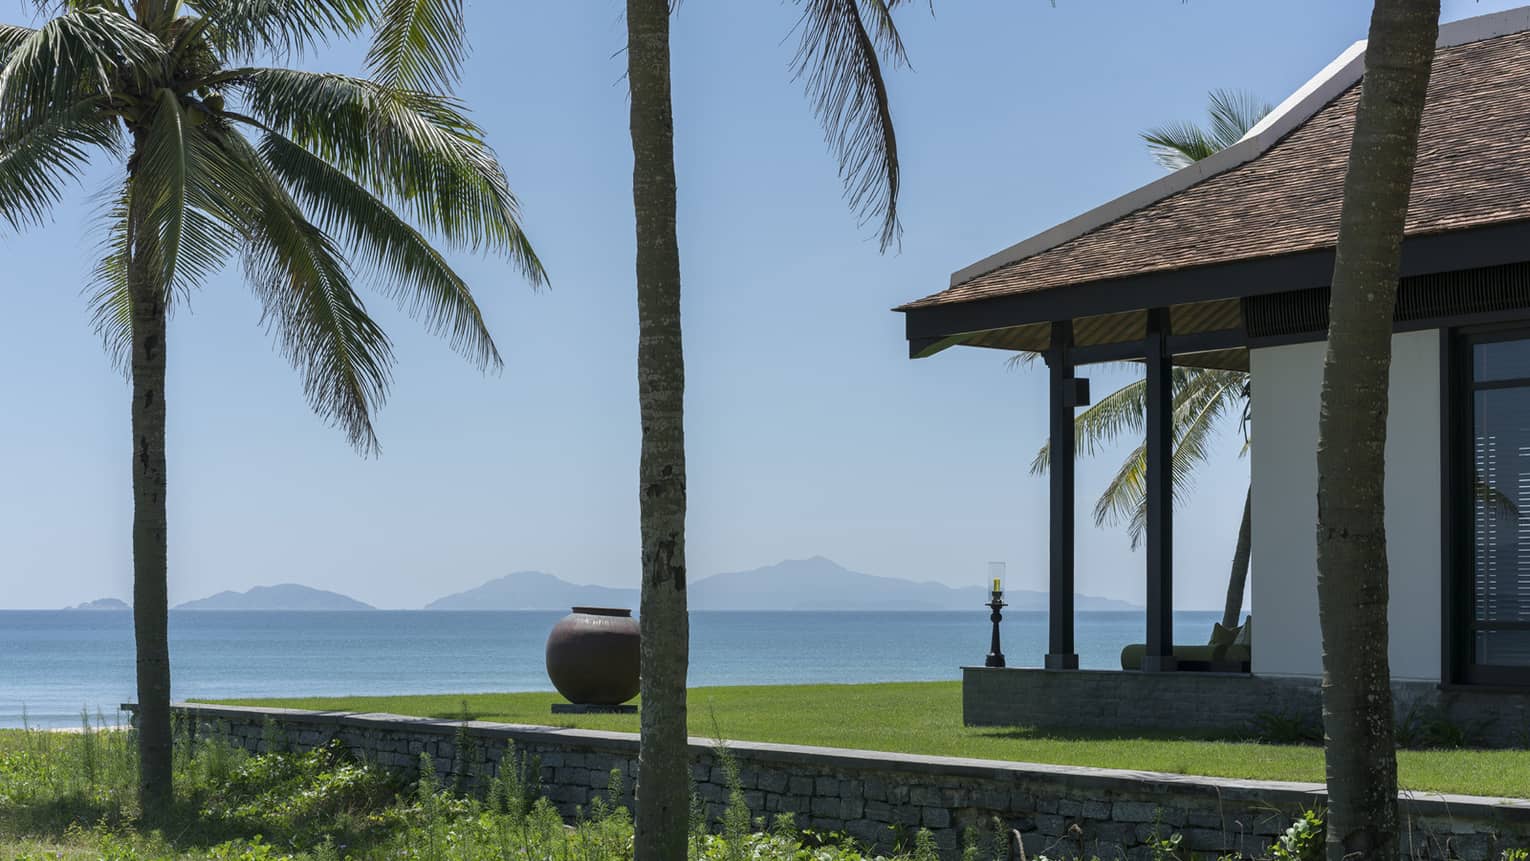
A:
[{"xmin": 0, "ymin": 608, "xmax": 1224, "ymax": 728}]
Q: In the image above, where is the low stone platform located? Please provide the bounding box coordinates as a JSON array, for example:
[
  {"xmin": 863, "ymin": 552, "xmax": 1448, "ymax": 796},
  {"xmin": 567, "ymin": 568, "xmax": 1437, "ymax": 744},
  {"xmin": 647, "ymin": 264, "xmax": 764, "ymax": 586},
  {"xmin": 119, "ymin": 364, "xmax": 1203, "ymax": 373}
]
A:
[
  {"xmin": 551, "ymin": 703, "xmax": 637, "ymax": 715},
  {"xmin": 963, "ymin": 666, "xmax": 1530, "ymax": 748},
  {"xmin": 125, "ymin": 702, "xmax": 1530, "ymax": 860}
]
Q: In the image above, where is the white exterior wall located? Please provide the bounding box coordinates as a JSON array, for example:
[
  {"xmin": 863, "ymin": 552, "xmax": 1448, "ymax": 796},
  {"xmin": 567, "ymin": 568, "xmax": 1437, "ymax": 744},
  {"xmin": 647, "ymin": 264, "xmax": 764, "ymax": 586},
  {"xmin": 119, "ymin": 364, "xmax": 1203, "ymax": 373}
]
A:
[{"xmin": 1248, "ymin": 330, "xmax": 1442, "ymax": 681}]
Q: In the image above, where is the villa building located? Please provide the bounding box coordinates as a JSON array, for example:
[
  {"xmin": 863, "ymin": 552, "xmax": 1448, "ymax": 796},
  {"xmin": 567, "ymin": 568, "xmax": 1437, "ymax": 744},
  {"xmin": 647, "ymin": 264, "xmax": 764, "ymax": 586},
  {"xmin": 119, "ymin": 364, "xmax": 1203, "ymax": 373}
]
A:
[{"xmin": 899, "ymin": 7, "xmax": 1530, "ymax": 741}]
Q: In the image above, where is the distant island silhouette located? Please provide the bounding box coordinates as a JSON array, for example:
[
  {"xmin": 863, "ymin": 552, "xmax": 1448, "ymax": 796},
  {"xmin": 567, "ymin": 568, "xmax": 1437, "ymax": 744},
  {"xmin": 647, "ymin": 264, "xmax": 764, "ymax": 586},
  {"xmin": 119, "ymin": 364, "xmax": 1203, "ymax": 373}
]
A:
[
  {"xmin": 137, "ymin": 558, "xmax": 1141, "ymax": 612},
  {"xmin": 65, "ymin": 598, "xmax": 130, "ymax": 611},
  {"xmin": 174, "ymin": 584, "xmax": 374, "ymax": 611},
  {"xmin": 426, "ymin": 556, "xmax": 1140, "ymax": 612}
]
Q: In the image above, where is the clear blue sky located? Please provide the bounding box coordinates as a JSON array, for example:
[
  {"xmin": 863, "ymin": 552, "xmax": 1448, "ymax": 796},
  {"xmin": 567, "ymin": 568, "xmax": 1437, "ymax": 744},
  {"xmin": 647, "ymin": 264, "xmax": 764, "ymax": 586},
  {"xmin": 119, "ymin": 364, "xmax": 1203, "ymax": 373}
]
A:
[{"xmin": 0, "ymin": 1, "xmax": 1509, "ymax": 609}]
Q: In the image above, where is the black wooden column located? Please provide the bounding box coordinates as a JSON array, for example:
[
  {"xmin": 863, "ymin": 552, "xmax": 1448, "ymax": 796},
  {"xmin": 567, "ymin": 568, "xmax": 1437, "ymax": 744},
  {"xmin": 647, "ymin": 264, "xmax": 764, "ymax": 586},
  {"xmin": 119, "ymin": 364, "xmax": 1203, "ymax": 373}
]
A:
[
  {"xmin": 1045, "ymin": 320, "xmax": 1079, "ymax": 670},
  {"xmin": 1142, "ymin": 308, "xmax": 1176, "ymax": 672}
]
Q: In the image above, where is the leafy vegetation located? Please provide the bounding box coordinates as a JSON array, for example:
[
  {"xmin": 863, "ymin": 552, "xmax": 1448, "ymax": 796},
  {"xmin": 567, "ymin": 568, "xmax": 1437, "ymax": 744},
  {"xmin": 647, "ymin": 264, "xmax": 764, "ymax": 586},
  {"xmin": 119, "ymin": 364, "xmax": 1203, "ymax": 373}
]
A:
[
  {"xmin": 0, "ymin": 720, "xmax": 956, "ymax": 861},
  {"xmin": 2, "ymin": 724, "xmax": 1513, "ymax": 861},
  {"xmin": 1269, "ymin": 810, "xmax": 1325, "ymax": 861},
  {"xmin": 214, "ymin": 682, "xmax": 1530, "ymax": 798}
]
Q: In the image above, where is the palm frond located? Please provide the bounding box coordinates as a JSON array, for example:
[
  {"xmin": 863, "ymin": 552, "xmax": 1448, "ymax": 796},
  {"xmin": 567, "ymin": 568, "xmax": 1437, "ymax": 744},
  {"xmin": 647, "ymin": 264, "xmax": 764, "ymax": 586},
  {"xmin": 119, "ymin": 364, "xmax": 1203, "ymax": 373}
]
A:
[
  {"xmin": 1140, "ymin": 89, "xmax": 1272, "ymax": 172},
  {"xmin": 1004, "ymin": 350, "xmax": 1042, "ymax": 370},
  {"xmin": 1095, "ymin": 441, "xmax": 1146, "ymax": 544},
  {"xmin": 365, "ymin": 0, "xmax": 466, "ymax": 93},
  {"xmin": 86, "ymin": 179, "xmax": 132, "ymax": 370},
  {"xmin": 791, "ymin": 0, "xmax": 902, "ymax": 251},
  {"xmin": 259, "ymin": 129, "xmax": 501, "ymax": 370},
  {"xmin": 1031, "ymin": 366, "xmax": 1235, "ymax": 472},
  {"xmin": 1205, "ymin": 88, "xmax": 1273, "ymax": 150},
  {"xmin": 0, "ymin": 23, "xmax": 37, "ymax": 68},
  {"xmin": 853, "ymin": 0, "xmax": 911, "ymax": 68},
  {"xmin": 136, "ymin": 89, "xmax": 189, "ymax": 295},
  {"xmin": 0, "ymin": 94, "xmax": 117, "ymax": 229},
  {"xmin": 211, "ymin": 126, "xmax": 394, "ymax": 453},
  {"xmin": 133, "ymin": 92, "xmax": 246, "ymax": 303},
  {"xmin": 226, "ymin": 67, "xmax": 545, "ymax": 284},
  {"xmin": 1031, "ymin": 377, "xmax": 1147, "ymax": 474},
  {"xmin": 185, "ymin": 0, "xmax": 368, "ymax": 60},
  {"xmin": 1140, "ymin": 121, "xmax": 1216, "ymax": 171},
  {"xmin": 0, "ymin": 8, "xmax": 161, "ymax": 133},
  {"xmin": 1090, "ymin": 370, "xmax": 1247, "ymax": 547}
]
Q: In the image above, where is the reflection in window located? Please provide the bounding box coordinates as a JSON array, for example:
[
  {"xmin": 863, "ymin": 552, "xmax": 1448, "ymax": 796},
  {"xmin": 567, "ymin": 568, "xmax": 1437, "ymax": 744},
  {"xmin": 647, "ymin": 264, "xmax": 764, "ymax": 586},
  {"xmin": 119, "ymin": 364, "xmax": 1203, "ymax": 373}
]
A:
[
  {"xmin": 1475, "ymin": 339, "xmax": 1530, "ymax": 383},
  {"xmin": 1471, "ymin": 346, "xmax": 1530, "ymax": 669}
]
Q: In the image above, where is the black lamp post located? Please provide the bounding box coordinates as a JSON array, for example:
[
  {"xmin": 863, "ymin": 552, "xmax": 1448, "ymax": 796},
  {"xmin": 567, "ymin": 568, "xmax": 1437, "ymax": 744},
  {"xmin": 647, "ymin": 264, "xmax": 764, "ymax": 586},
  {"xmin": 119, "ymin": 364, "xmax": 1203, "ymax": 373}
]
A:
[{"xmin": 985, "ymin": 563, "xmax": 1006, "ymax": 668}]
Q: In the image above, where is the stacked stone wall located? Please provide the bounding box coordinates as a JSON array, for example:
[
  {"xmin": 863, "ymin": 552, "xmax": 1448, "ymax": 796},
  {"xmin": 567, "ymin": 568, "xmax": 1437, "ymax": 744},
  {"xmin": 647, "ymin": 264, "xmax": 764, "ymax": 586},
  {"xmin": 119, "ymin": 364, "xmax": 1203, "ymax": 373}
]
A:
[{"xmin": 138, "ymin": 702, "xmax": 1530, "ymax": 861}]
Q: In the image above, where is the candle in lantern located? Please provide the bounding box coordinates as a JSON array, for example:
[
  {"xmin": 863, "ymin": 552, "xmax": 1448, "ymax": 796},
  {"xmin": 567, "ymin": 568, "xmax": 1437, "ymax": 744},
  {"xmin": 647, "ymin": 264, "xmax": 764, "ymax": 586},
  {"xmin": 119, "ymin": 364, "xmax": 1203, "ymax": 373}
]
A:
[{"xmin": 988, "ymin": 561, "xmax": 1005, "ymax": 594}]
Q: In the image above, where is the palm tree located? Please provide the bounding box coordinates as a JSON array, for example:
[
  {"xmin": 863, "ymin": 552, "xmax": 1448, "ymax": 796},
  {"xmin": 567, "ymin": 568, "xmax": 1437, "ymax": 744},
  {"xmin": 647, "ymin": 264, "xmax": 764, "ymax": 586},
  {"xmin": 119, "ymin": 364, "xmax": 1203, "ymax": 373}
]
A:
[
  {"xmin": 1031, "ymin": 90, "xmax": 1269, "ymax": 630},
  {"xmin": 623, "ymin": 2, "xmax": 908, "ymax": 856},
  {"xmin": 1143, "ymin": 88, "xmax": 1272, "ymax": 170},
  {"xmin": 1314, "ymin": 2, "xmax": 1437, "ymax": 858},
  {"xmin": 0, "ymin": 0, "xmax": 542, "ymax": 816},
  {"xmin": 1031, "ymin": 367, "xmax": 1251, "ymax": 624}
]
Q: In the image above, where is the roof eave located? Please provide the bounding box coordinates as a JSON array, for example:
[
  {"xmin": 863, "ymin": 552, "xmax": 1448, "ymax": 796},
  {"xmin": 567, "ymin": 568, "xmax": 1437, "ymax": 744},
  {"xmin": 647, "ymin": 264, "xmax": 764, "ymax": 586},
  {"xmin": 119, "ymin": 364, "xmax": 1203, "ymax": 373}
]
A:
[{"xmin": 926, "ymin": 5, "xmax": 1530, "ymax": 304}]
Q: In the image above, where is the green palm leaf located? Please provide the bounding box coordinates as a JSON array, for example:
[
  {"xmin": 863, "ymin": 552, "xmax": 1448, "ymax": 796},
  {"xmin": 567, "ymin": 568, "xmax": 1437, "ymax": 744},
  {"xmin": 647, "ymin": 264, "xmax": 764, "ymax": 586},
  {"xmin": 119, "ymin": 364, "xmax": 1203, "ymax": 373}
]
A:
[
  {"xmin": 9, "ymin": 0, "xmax": 543, "ymax": 810},
  {"xmin": 185, "ymin": 0, "xmax": 368, "ymax": 59},
  {"xmin": 86, "ymin": 180, "xmax": 132, "ymax": 368},
  {"xmin": 1089, "ymin": 370, "xmax": 1245, "ymax": 547},
  {"xmin": 0, "ymin": 8, "xmax": 162, "ymax": 132},
  {"xmin": 136, "ymin": 89, "xmax": 191, "ymax": 295},
  {"xmin": 214, "ymin": 127, "xmax": 395, "ymax": 453},
  {"xmin": 1140, "ymin": 88, "xmax": 1273, "ymax": 171},
  {"xmin": 365, "ymin": 0, "xmax": 466, "ymax": 93},
  {"xmin": 0, "ymin": 94, "xmax": 117, "ymax": 229},
  {"xmin": 259, "ymin": 129, "xmax": 501, "ymax": 370},
  {"xmin": 1031, "ymin": 367, "xmax": 1248, "ymax": 548},
  {"xmin": 1205, "ymin": 88, "xmax": 1273, "ymax": 150},
  {"xmin": 792, "ymin": 0, "xmax": 903, "ymax": 251},
  {"xmin": 226, "ymin": 67, "xmax": 545, "ymax": 283}
]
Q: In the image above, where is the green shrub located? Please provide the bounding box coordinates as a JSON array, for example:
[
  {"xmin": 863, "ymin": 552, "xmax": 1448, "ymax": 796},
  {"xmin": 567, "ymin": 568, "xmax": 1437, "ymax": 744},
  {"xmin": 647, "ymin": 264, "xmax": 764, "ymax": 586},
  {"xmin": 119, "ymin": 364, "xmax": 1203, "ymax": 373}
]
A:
[
  {"xmin": 1395, "ymin": 704, "xmax": 1488, "ymax": 750},
  {"xmin": 1271, "ymin": 809, "xmax": 1325, "ymax": 861},
  {"xmin": 3, "ymin": 725, "xmax": 965, "ymax": 861}
]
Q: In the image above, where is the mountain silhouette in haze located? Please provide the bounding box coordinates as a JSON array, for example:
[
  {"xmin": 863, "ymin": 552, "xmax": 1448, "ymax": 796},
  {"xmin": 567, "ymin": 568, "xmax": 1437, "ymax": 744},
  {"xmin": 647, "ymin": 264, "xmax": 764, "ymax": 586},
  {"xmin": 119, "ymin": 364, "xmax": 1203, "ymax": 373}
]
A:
[
  {"xmin": 427, "ymin": 557, "xmax": 1138, "ymax": 611},
  {"xmin": 65, "ymin": 598, "xmax": 130, "ymax": 610},
  {"xmin": 426, "ymin": 572, "xmax": 638, "ymax": 610},
  {"xmin": 175, "ymin": 584, "xmax": 373, "ymax": 611},
  {"xmin": 687, "ymin": 556, "xmax": 1136, "ymax": 611}
]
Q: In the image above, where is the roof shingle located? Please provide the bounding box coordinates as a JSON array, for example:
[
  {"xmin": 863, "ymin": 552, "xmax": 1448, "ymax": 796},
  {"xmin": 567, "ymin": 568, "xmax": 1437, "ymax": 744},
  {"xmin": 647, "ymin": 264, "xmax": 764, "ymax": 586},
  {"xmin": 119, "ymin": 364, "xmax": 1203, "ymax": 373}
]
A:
[{"xmin": 901, "ymin": 29, "xmax": 1530, "ymax": 311}]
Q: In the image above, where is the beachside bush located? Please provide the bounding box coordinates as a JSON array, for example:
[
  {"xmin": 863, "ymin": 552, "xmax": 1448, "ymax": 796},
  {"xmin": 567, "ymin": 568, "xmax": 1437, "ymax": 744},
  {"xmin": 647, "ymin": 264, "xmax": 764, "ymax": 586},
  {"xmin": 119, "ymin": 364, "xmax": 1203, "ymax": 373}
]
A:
[
  {"xmin": 1, "ymin": 725, "xmax": 962, "ymax": 861},
  {"xmin": 1269, "ymin": 809, "xmax": 1324, "ymax": 861}
]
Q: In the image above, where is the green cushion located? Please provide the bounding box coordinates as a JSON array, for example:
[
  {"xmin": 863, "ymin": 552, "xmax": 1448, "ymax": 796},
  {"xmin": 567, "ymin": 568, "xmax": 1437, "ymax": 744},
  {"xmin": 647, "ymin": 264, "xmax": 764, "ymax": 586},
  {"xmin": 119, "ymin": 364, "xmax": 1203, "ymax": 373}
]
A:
[
  {"xmin": 1119, "ymin": 641, "xmax": 1252, "ymax": 670},
  {"xmin": 1210, "ymin": 622, "xmax": 1239, "ymax": 647},
  {"xmin": 1234, "ymin": 616, "xmax": 1252, "ymax": 647},
  {"xmin": 1209, "ymin": 622, "xmax": 1244, "ymax": 660}
]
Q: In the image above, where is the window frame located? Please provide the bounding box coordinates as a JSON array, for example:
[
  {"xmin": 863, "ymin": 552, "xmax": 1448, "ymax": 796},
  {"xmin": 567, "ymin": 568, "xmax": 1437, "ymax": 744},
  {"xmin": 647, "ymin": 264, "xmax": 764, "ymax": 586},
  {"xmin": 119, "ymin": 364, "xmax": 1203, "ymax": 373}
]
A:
[{"xmin": 1450, "ymin": 324, "xmax": 1530, "ymax": 686}]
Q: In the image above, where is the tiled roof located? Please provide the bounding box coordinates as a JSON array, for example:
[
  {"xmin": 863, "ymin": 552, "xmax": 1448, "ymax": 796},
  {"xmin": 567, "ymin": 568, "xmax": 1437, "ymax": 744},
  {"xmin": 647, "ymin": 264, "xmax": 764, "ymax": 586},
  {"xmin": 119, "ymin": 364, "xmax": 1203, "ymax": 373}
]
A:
[{"xmin": 901, "ymin": 26, "xmax": 1530, "ymax": 311}]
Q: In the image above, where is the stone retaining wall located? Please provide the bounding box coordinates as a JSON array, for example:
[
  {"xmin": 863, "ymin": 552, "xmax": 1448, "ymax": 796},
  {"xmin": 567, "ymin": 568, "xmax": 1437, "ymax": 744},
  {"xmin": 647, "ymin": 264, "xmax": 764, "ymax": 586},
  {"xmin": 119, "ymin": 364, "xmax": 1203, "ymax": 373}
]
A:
[
  {"xmin": 963, "ymin": 668, "xmax": 1530, "ymax": 748},
  {"xmin": 137, "ymin": 703, "xmax": 1530, "ymax": 860}
]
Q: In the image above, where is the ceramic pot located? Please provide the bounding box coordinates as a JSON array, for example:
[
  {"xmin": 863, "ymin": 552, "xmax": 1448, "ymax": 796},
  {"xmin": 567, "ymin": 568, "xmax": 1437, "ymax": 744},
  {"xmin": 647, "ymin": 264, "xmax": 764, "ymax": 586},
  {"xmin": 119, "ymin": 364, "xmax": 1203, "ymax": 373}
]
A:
[{"xmin": 545, "ymin": 607, "xmax": 640, "ymax": 705}]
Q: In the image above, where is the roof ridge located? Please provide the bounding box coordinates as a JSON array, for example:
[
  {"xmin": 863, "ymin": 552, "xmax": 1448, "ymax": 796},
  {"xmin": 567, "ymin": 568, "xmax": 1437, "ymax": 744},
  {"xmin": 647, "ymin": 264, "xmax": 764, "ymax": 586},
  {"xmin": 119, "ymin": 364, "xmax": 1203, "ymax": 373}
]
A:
[{"xmin": 945, "ymin": 5, "xmax": 1530, "ymax": 292}]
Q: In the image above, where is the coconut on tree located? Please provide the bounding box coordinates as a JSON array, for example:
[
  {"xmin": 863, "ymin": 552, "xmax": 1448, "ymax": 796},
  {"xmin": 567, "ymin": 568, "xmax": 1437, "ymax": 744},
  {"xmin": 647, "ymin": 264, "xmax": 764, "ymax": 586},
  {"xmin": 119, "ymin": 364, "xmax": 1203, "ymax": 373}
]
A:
[{"xmin": 0, "ymin": 0, "xmax": 541, "ymax": 816}]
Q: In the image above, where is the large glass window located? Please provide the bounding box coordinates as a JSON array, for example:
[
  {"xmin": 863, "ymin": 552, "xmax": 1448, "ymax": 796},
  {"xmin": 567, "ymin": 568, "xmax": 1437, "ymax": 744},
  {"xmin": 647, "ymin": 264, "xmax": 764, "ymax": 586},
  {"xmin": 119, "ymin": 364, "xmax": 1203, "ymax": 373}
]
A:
[{"xmin": 1462, "ymin": 333, "xmax": 1530, "ymax": 684}]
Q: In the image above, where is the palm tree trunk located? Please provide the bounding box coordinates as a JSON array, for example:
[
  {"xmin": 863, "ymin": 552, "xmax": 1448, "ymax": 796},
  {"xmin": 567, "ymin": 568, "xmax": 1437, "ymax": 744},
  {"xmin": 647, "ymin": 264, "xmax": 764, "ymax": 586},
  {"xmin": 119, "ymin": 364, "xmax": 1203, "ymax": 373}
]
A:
[
  {"xmin": 625, "ymin": 2, "xmax": 691, "ymax": 859},
  {"xmin": 1220, "ymin": 486, "xmax": 1251, "ymax": 630},
  {"xmin": 1314, "ymin": 2, "xmax": 1437, "ymax": 859},
  {"xmin": 126, "ymin": 153, "xmax": 173, "ymax": 818}
]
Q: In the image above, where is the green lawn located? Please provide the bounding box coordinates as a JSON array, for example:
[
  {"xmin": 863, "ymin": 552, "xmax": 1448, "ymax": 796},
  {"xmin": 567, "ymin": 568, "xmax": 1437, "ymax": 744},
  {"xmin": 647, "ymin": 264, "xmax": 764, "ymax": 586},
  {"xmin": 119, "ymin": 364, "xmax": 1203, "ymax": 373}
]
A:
[{"xmin": 215, "ymin": 681, "xmax": 1530, "ymax": 799}]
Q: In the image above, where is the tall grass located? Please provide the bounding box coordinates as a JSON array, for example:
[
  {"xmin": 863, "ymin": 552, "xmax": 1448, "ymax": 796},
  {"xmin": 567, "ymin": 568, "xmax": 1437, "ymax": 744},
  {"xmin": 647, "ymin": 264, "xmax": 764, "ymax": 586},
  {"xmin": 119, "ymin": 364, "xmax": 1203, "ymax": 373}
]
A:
[
  {"xmin": 0, "ymin": 721, "xmax": 965, "ymax": 861},
  {"xmin": 0, "ymin": 722, "xmax": 1394, "ymax": 861}
]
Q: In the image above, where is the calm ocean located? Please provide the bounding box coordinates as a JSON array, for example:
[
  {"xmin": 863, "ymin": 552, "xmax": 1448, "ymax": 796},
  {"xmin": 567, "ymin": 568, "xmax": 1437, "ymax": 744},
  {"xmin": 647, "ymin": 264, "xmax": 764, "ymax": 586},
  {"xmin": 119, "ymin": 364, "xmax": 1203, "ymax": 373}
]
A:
[{"xmin": 0, "ymin": 609, "xmax": 1221, "ymax": 728}]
